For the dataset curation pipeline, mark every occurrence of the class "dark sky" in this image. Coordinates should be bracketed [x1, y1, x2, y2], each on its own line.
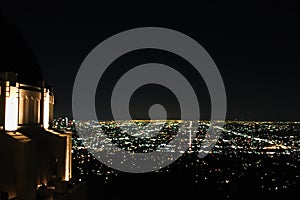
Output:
[1, 2, 300, 121]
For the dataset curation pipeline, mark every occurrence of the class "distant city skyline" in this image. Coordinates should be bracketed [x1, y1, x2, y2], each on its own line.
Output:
[1, 2, 300, 121]
[55, 118, 300, 198]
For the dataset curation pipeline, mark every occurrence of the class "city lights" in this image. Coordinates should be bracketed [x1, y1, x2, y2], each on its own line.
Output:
[52, 118, 300, 197]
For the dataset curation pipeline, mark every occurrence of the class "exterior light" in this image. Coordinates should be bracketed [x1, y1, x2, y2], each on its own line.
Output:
[5, 81, 19, 131]
[43, 88, 50, 129]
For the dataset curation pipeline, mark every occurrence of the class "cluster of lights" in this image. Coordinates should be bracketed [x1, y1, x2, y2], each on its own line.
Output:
[54, 119, 300, 194]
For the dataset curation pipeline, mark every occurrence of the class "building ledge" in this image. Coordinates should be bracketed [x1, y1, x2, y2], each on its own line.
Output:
[4, 131, 31, 143]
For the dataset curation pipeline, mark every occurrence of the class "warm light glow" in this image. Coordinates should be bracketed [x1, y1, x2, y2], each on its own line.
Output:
[47, 129, 73, 181]
[5, 82, 19, 131]
[43, 89, 50, 129]
[64, 133, 72, 181]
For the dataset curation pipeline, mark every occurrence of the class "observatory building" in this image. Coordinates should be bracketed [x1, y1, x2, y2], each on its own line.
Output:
[0, 72, 72, 199]
[0, 14, 73, 200]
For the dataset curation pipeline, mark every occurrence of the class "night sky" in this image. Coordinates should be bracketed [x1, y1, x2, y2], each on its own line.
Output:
[1, 2, 300, 121]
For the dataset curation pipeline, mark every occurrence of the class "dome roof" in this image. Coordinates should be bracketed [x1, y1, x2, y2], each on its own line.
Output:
[0, 13, 44, 85]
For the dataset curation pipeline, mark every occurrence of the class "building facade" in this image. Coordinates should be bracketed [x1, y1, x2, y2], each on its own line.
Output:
[0, 72, 72, 200]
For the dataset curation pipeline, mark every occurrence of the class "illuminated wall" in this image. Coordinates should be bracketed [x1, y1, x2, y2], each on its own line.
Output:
[0, 85, 5, 127]
[4, 81, 19, 131]
[64, 132, 72, 181]
[49, 94, 54, 126]
[19, 86, 41, 125]
[43, 88, 50, 129]
[0, 79, 53, 130]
